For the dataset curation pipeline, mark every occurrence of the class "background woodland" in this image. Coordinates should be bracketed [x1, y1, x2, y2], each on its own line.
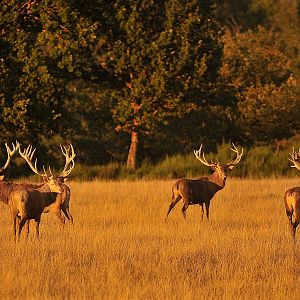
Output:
[0, 0, 299, 177]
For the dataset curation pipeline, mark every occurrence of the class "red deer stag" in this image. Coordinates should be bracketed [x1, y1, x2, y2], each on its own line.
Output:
[9, 144, 75, 241]
[284, 147, 300, 242]
[32, 144, 75, 225]
[165, 143, 243, 222]
[0, 142, 22, 205]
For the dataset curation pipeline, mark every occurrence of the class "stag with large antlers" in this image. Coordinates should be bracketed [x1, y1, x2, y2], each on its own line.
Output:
[8, 144, 75, 241]
[165, 143, 243, 222]
[0, 142, 22, 205]
[284, 147, 300, 242]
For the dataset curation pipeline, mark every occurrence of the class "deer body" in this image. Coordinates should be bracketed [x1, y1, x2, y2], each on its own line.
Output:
[284, 148, 300, 242]
[9, 181, 63, 240]
[0, 179, 72, 224]
[6, 143, 76, 241]
[285, 187, 300, 231]
[165, 144, 243, 221]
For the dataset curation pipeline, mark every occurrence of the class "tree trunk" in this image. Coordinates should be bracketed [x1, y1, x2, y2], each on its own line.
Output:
[127, 130, 138, 170]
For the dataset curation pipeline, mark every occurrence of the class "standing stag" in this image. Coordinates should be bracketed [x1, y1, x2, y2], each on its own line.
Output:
[20, 144, 75, 225]
[165, 143, 243, 222]
[0, 142, 21, 205]
[9, 144, 76, 241]
[284, 147, 300, 242]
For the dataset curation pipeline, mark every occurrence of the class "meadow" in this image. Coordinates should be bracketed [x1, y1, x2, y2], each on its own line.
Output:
[0, 178, 300, 299]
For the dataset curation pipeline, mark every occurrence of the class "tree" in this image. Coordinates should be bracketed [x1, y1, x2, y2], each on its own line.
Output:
[0, 0, 97, 152]
[221, 26, 300, 143]
[95, 0, 223, 169]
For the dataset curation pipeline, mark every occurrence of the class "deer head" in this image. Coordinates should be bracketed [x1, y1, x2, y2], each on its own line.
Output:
[0, 141, 20, 181]
[19, 143, 76, 193]
[193, 143, 243, 185]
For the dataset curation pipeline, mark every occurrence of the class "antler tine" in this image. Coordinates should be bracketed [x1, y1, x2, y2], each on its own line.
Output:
[288, 147, 300, 170]
[59, 143, 76, 178]
[193, 144, 213, 167]
[227, 143, 244, 165]
[19, 145, 48, 178]
[0, 141, 20, 172]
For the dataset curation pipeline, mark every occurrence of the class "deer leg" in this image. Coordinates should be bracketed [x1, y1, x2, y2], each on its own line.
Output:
[199, 204, 204, 221]
[18, 218, 27, 242]
[13, 216, 18, 242]
[286, 209, 293, 226]
[54, 209, 66, 226]
[35, 217, 41, 239]
[165, 195, 181, 221]
[181, 203, 189, 220]
[292, 220, 300, 243]
[62, 206, 74, 224]
[24, 220, 30, 240]
[205, 202, 210, 220]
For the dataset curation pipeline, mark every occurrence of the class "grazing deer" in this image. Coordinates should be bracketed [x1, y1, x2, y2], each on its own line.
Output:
[9, 144, 76, 241]
[165, 143, 243, 222]
[284, 147, 300, 242]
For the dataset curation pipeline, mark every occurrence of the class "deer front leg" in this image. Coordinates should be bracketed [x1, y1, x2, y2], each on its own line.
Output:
[54, 209, 66, 226]
[18, 218, 27, 242]
[62, 206, 74, 224]
[205, 202, 210, 220]
[199, 204, 204, 221]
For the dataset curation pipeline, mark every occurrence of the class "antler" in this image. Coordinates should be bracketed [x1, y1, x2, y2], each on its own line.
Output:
[288, 147, 300, 171]
[193, 144, 214, 167]
[58, 143, 76, 178]
[19, 145, 48, 178]
[0, 141, 20, 173]
[227, 143, 243, 166]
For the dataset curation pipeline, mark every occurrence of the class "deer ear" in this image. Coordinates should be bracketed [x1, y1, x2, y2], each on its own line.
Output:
[0, 175, 4, 181]
[227, 164, 235, 170]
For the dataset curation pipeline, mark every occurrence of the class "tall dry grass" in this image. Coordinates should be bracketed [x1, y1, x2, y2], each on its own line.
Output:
[0, 178, 300, 299]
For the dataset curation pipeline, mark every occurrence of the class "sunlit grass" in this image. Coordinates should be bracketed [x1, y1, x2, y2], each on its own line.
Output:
[0, 178, 300, 299]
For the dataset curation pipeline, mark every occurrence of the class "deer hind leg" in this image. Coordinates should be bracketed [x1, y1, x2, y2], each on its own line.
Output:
[181, 202, 189, 220]
[165, 195, 182, 221]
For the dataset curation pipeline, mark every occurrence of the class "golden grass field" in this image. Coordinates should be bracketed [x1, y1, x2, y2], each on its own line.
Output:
[1, 178, 300, 299]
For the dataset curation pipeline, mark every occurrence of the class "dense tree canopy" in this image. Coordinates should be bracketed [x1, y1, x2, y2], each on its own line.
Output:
[0, 0, 299, 170]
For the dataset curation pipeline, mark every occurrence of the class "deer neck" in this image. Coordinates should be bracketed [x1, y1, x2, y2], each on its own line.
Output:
[0, 181, 16, 204]
[36, 184, 58, 206]
[208, 172, 226, 189]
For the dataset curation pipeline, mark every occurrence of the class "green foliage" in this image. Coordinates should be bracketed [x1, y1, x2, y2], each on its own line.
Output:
[0, 0, 299, 170]
[221, 26, 300, 143]
[97, 0, 223, 134]
[0, 0, 97, 143]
